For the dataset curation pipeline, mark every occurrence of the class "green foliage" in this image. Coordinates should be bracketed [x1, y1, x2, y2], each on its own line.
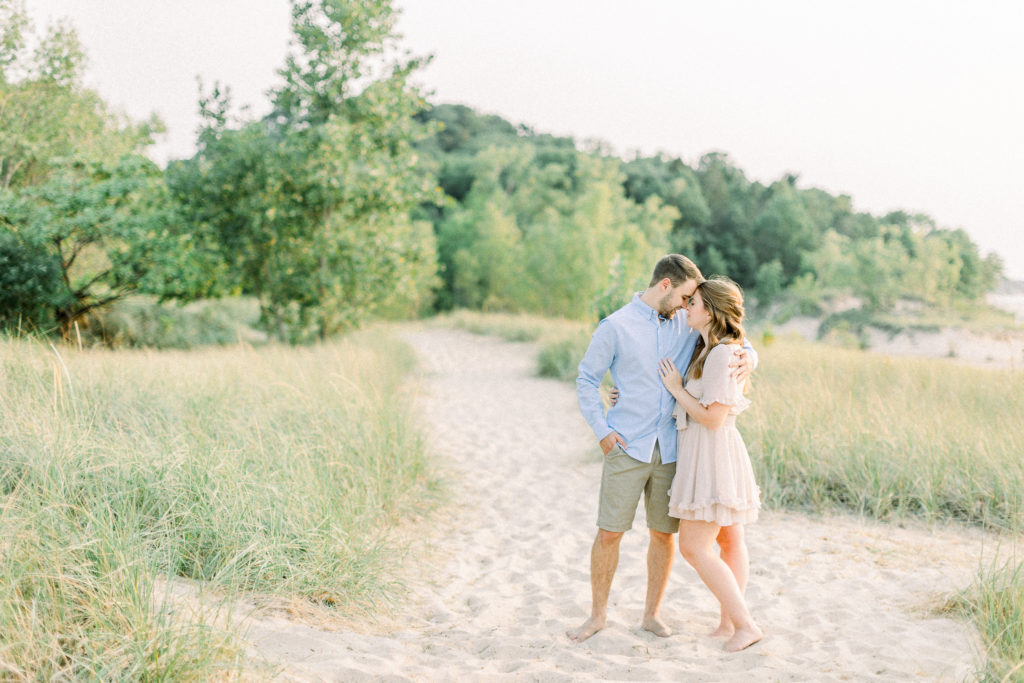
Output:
[0, 1, 170, 337]
[803, 219, 1000, 312]
[89, 296, 265, 349]
[0, 6, 158, 192]
[622, 154, 707, 254]
[418, 104, 1004, 320]
[434, 141, 675, 318]
[1, 155, 177, 334]
[0, 228, 64, 330]
[752, 178, 818, 284]
[416, 102, 520, 162]
[537, 331, 592, 381]
[693, 152, 761, 285]
[753, 259, 785, 306]
[169, 0, 438, 342]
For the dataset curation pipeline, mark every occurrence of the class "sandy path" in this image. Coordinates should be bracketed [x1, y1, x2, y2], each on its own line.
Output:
[243, 327, 988, 681]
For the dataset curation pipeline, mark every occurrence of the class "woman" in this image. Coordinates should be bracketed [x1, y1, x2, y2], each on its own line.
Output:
[658, 276, 763, 653]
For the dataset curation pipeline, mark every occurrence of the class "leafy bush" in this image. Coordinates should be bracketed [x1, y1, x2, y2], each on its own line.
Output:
[89, 297, 265, 349]
[538, 332, 591, 381]
[0, 230, 64, 332]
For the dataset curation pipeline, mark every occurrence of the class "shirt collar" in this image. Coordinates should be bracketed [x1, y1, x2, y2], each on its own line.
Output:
[630, 293, 665, 323]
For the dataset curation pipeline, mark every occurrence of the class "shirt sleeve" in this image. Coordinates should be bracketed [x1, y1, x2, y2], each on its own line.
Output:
[742, 337, 758, 370]
[576, 320, 615, 441]
[699, 345, 751, 410]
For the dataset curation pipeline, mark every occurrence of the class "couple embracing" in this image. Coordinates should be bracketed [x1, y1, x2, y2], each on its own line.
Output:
[570, 254, 763, 653]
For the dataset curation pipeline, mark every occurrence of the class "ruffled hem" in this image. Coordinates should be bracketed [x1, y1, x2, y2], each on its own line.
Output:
[668, 500, 760, 526]
[670, 495, 760, 510]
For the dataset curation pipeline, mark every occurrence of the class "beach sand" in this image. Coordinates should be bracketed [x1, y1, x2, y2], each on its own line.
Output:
[240, 327, 991, 681]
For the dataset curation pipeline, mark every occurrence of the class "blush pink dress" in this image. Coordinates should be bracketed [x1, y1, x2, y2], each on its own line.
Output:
[668, 343, 761, 526]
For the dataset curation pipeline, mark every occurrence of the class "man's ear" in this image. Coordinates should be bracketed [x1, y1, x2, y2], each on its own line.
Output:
[659, 277, 673, 291]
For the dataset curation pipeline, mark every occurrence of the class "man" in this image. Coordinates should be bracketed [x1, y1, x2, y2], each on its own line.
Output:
[568, 254, 755, 643]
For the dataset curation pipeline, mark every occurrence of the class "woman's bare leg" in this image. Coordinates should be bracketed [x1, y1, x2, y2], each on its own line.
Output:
[677, 520, 762, 652]
[710, 524, 749, 638]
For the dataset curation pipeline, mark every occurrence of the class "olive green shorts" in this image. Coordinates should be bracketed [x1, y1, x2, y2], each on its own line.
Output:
[597, 441, 679, 534]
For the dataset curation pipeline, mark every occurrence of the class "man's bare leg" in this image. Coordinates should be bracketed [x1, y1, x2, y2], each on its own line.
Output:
[567, 528, 623, 642]
[641, 528, 674, 637]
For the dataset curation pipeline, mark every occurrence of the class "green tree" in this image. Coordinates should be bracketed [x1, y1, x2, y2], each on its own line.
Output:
[753, 259, 785, 305]
[0, 229, 63, 330]
[169, 0, 438, 342]
[752, 179, 818, 284]
[695, 152, 761, 286]
[1, 155, 177, 334]
[942, 228, 1001, 299]
[437, 144, 674, 318]
[420, 103, 1005, 317]
[0, 3, 159, 191]
[0, 1, 171, 334]
[623, 154, 708, 256]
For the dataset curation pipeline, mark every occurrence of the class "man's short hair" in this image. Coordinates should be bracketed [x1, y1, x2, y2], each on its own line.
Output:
[649, 254, 703, 287]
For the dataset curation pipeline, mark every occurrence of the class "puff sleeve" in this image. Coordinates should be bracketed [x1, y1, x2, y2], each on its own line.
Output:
[698, 345, 751, 412]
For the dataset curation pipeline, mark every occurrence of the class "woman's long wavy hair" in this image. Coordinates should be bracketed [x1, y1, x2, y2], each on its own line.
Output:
[686, 277, 746, 380]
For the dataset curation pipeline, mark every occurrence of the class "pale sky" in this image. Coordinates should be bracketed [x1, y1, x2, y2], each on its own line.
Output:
[20, 0, 1024, 279]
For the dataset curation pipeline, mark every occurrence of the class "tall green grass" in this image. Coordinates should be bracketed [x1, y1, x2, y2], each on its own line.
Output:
[744, 339, 1024, 530]
[0, 329, 438, 678]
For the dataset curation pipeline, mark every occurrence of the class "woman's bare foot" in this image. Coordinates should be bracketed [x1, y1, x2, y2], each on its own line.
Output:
[724, 624, 763, 652]
[641, 614, 672, 637]
[709, 620, 734, 639]
[567, 615, 606, 643]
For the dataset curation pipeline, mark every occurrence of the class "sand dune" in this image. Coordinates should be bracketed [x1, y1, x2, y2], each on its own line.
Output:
[241, 328, 989, 681]
[771, 315, 1024, 370]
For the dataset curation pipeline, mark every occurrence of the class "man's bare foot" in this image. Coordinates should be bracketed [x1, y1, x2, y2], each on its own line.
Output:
[567, 615, 606, 643]
[710, 621, 734, 639]
[724, 624, 763, 652]
[641, 614, 671, 637]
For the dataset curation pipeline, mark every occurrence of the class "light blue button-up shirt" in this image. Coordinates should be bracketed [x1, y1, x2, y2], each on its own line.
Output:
[576, 294, 755, 465]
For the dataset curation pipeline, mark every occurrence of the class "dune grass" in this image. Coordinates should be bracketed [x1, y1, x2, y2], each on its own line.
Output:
[0, 328, 438, 678]
[945, 553, 1024, 682]
[745, 338, 1024, 530]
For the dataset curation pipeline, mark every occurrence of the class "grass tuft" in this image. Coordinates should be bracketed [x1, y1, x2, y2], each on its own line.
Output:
[944, 553, 1024, 682]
